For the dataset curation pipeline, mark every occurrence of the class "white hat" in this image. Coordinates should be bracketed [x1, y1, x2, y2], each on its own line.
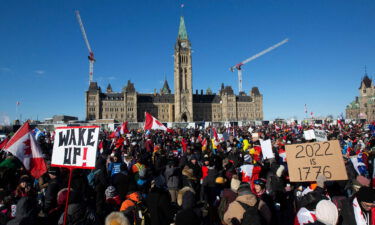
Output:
[316, 200, 338, 225]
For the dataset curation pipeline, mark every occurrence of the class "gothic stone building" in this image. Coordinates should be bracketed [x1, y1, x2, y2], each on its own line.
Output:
[86, 16, 263, 123]
[346, 75, 375, 121]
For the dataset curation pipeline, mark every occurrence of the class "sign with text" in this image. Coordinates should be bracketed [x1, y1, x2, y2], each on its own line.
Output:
[303, 130, 315, 140]
[285, 140, 347, 182]
[314, 130, 327, 142]
[260, 139, 275, 159]
[52, 126, 99, 169]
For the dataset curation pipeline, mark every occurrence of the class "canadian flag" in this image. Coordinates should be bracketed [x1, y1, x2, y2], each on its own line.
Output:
[143, 112, 168, 131]
[120, 121, 129, 135]
[4, 122, 47, 178]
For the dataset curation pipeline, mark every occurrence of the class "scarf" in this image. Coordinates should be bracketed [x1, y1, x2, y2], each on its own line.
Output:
[353, 197, 368, 225]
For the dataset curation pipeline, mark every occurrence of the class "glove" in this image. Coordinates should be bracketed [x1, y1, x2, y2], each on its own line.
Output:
[276, 165, 285, 177]
[316, 174, 327, 188]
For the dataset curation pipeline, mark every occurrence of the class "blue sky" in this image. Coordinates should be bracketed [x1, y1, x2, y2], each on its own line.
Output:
[0, 0, 374, 123]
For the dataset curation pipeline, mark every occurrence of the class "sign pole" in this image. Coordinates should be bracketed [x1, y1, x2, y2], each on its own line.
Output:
[63, 168, 73, 225]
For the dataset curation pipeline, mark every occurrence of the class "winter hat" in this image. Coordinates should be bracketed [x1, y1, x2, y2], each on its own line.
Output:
[237, 182, 252, 196]
[19, 175, 31, 184]
[230, 177, 241, 192]
[215, 177, 226, 184]
[254, 179, 266, 189]
[357, 186, 375, 203]
[57, 188, 70, 206]
[105, 186, 117, 199]
[316, 200, 338, 225]
[244, 154, 252, 163]
[105, 211, 130, 225]
[48, 167, 60, 176]
[356, 175, 370, 187]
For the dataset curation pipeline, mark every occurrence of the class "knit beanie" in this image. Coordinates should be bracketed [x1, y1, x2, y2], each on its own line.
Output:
[105, 186, 117, 199]
[315, 200, 338, 225]
[357, 186, 375, 203]
[237, 182, 252, 196]
[230, 177, 241, 192]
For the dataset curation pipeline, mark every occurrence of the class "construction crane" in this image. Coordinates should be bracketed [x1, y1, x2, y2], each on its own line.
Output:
[75, 10, 95, 84]
[230, 38, 289, 93]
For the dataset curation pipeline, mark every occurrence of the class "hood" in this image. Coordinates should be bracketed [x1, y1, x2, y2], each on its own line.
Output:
[177, 186, 195, 206]
[236, 194, 257, 207]
[181, 191, 195, 209]
[126, 192, 141, 202]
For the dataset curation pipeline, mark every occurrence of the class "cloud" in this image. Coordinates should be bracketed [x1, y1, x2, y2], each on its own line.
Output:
[0, 113, 10, 126]
[34, 70, 45, 75]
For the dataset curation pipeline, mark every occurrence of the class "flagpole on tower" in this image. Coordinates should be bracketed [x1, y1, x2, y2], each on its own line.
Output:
[180, 2, 184, 15]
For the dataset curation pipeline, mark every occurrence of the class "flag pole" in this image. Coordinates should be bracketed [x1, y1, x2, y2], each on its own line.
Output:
[63, 168, 73, 225]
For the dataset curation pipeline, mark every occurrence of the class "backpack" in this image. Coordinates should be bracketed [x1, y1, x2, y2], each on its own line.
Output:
[236, 200, 264, 225]
[123, 199, 150, 225]
[87, 169, 101, 188]
[218, 197, 229, 221]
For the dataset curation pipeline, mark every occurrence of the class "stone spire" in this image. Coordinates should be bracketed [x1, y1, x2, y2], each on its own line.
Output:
[106, 84, 112, 93]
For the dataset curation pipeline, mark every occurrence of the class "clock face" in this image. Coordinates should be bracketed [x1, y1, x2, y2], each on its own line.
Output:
[181, 42, 187, 48]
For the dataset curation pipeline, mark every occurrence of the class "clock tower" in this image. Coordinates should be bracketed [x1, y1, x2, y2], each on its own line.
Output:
[174, 16, 193, 122]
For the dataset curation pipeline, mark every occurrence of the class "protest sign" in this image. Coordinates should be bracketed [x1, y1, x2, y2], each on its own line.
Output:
[251, 132, 259, 141]
[314, 130, 327, 142]
[52, 126, 100, 169]
[285, 140, 347, 182]
[303, 130, 315, 140]
[260, 139, 275, 159]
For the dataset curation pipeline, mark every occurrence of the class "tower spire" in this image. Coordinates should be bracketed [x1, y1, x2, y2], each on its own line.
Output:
[365, 65, 368, 76]
[178, 16, 188, 40]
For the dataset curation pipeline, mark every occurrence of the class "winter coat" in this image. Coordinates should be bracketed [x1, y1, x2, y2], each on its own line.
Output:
[44, 178, 61, 213]
[223, 194, 272, 225]
[202, 167, 218, 188]
[146, 187, 173, 225]
[164, 165, 180, 190]
[175, 187, 202, 225]
[7, 197, 37, 225]
[58, 203, 98, 225]
[112, 171, 130, 200]
[339, 196, 375, 225]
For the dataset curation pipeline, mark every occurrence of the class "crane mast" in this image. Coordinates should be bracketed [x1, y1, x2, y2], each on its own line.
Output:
[230, 38, 288, 93]
[75, 10, 95, 84]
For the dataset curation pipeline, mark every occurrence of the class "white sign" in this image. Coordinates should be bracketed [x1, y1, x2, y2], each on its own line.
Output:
[52, 126, 100, 169]
[304, 130, 316, 140]
[314, 130, 327, 142]
[260, 139, 275, 159]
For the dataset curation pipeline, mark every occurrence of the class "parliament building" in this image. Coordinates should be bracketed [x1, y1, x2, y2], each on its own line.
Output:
[85, 16, 263, 123]
[346, 74, 375, 121]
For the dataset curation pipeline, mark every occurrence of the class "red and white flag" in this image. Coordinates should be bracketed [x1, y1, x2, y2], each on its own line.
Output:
[144, 112, 168, 131]
[4, 122, 47, 178]
[120, 121, 129, 135]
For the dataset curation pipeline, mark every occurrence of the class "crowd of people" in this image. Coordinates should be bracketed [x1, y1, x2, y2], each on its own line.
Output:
[0, 121, 375, 225]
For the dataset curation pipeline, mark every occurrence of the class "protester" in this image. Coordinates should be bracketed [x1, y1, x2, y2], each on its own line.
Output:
[1, 121, 375, 225]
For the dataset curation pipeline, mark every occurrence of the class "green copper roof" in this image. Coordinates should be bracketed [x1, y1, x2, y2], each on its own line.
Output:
[178, 16, 188, 40]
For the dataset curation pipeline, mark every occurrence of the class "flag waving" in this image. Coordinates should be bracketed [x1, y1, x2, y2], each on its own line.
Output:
[120, 121, 129, 135]
[144, 112, 168, 131]
[4, 122, 47, 178]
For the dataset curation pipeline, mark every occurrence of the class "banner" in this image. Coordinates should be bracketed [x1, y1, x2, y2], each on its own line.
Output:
[314, 130, 327, 142]
[51, 126, 100, 169]
[285, 140, 347, 182]
[260, 139, 275, 159]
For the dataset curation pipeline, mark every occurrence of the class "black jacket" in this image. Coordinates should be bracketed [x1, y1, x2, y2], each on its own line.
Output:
[146, 187, 173, 225]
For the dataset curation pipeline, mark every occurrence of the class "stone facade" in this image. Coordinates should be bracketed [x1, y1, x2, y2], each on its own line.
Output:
[85, 16, 263, 122]
[346, 75, 375, 121]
